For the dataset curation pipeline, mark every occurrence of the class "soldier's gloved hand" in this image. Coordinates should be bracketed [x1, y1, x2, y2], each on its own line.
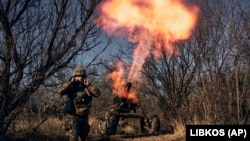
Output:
[87, 85, 101, 97]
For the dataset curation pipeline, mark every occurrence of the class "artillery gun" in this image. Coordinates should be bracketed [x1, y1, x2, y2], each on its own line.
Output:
[96, 82, 160, 137]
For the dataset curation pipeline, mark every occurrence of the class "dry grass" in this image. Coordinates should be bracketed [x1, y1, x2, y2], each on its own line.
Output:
[124, 119, 185, 141]
[7, 116, 186, 141]
[8, 117, 67, 141]
[122, 134, 185, 141]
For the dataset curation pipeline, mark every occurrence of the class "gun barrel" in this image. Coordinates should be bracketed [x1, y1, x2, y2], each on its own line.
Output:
[124, 82, 132, 92]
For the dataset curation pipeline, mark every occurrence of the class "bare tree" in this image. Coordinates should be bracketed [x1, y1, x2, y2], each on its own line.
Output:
[139, 40, 198, 124]
[0, 0, 107, 134]
[187, 0, 250, 124]
[136, 0, 250, 126]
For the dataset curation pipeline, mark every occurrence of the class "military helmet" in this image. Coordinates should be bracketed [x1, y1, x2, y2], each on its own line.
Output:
[73, 67, 87, 77]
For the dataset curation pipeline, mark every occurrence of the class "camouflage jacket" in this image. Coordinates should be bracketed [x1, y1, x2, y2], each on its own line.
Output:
[57, 81, 101, 115]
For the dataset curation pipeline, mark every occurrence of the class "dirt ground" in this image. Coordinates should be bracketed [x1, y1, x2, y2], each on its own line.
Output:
[2, 133, 185, 141]
[88, 133, 185, 141]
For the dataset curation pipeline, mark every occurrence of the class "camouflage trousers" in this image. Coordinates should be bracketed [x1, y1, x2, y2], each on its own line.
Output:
[64, 114, 90, 141]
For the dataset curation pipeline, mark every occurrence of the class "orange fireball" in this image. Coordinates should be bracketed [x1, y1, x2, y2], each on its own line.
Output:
[96, 0, 199, 99]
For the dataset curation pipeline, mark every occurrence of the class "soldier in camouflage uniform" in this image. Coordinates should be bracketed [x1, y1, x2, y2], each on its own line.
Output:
[57, 67, 101, 141]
